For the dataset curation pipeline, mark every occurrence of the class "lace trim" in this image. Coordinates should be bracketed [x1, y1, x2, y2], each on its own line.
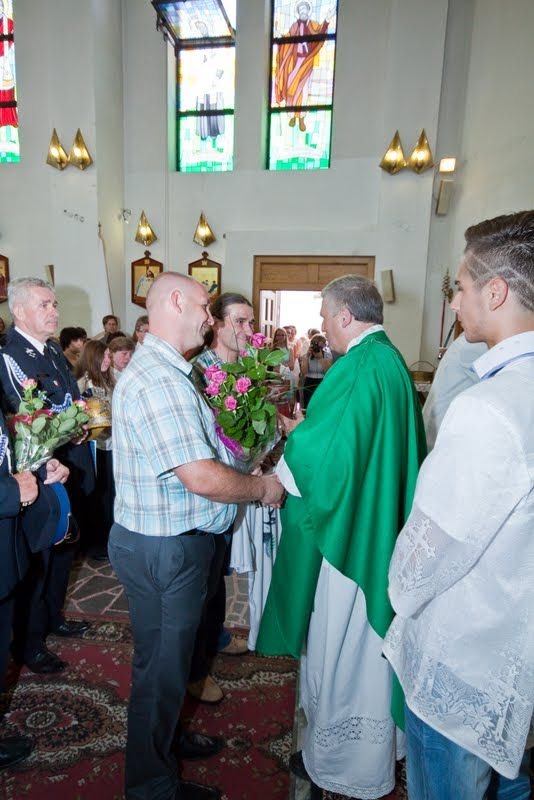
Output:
[314, 714, 395, 748]
[390, 505, 482, 615]
[386, 621, 534, 774]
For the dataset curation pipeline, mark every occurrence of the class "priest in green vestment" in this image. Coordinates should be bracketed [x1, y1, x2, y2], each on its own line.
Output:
[256, 275, 426, 799]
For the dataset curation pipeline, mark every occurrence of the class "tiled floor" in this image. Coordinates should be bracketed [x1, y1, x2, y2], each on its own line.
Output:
[65, 555, 250, 628]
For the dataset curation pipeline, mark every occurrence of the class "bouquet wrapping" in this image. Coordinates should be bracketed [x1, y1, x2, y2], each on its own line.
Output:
[204, 333, 287, 472]
[9, 379, 90, 472]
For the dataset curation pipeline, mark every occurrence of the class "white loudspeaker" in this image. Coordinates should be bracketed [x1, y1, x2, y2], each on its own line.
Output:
[435, 179, 454, 215]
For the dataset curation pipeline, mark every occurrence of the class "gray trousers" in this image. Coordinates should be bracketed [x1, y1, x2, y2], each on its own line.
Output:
[109, 523, 215, 800]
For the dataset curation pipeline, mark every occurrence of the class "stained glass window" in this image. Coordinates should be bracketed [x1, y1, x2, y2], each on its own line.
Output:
[268, 0, 338, 171]
[152, 1, 236, 172]
[0, 0, 19, 164]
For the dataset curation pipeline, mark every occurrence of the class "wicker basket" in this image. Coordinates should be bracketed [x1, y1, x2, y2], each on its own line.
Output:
[409, 361, 435, 383]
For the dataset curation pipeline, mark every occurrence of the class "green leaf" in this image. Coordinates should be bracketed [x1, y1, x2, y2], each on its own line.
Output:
[243, 427, 256, 448]
[31, 415, 48, 434]
[262, 349, 287, 367]
[264, 402, 276, 417]
[217, 410, 236, 429]
[252, 419, 267, 435]
[248, 366, 267, 381]
[224, 363, 246, 375]
[58, 418, 77, 434]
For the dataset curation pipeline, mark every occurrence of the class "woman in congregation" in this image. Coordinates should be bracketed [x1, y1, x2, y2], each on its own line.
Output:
[76, 340, 115, 560]
[270, 327, 296, 417]
[108, 335, 135, 380]
[299, 332, 332, 410]
[132, 314, 149, 347]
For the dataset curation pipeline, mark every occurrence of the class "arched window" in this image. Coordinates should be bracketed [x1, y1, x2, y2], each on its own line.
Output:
[153, 1, 236, 172]
[267, 0, 338, 171]
[0, 0, 19, 164]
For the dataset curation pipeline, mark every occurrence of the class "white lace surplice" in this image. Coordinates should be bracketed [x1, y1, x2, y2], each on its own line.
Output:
[384, 365, 534, 779]
[301, 559, 401, 799]
[230, 504, 281, 650]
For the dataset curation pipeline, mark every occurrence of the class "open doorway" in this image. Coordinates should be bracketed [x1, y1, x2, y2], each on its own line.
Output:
[253, 254, 375, 340]
[259, 289, 323, 341]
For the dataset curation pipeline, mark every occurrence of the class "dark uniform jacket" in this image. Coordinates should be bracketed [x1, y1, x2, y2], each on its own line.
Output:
[0, 408, 60, 595]
[0, 328, 95, 548]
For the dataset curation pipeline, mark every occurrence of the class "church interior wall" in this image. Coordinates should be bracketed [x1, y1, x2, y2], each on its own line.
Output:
[1, 0, 533, 364]
[421, 0, 534, 360]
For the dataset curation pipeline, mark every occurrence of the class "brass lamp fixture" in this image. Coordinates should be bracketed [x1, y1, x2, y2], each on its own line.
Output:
[379, 131, 407, 175]
[193, 212, 216, 247]
[408, 129, 434, 174]
[135, 211, 158, 247]
[46, 129, 69, 170]
[68, 129, 93, 170]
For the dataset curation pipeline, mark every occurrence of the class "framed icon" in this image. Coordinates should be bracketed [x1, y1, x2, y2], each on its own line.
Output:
[0, 254, 9, 303]
[188, 251, 221, 301]
[131, 250, 163, 308]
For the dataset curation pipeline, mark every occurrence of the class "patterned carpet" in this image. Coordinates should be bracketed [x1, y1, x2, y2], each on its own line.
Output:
[0, 619, 297, 800]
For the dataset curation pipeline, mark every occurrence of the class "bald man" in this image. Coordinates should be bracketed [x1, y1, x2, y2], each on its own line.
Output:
[108, 273, 284, 800]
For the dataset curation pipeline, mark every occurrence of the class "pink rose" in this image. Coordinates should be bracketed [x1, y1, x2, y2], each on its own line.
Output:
[21, 379, 37, 390]
[251, 333, 267, 348]
[205, 382, 221, 397]
[224, 396, 237, 411]
[239, 349, 248, 357]
[211, 369, 227, 385]
[204, 365, 220, 380]
[235, 377, 252, 394]
[74, 399, 87, 410]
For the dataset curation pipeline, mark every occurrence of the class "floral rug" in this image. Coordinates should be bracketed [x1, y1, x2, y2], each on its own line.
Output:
[0, 619, 297, 800]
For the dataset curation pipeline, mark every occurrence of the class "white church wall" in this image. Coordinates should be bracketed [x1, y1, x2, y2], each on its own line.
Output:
[0, 0, 123, 334]
[421, 0, 534, 362]
[123, 0, 448, 364]
[3, 0, 533, 361]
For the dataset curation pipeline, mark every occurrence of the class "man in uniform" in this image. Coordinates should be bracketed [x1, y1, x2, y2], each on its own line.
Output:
[0, 278, 93, 674]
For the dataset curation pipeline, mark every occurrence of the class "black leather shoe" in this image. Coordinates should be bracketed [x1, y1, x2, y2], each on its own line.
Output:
[50, 619, 90, 637]
[179, 780, 222, 800]
[25, 647, 67, 674]
[289, 750, 310, 781]
[177, 731, 225, 760]
[0, 736, 34, 771]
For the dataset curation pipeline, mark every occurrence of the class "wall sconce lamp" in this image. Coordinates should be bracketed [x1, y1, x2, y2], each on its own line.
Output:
[68, 129, 93, 170]
[46, 129, 69, 170]
[379, 131, 407, 175]
[435, 157, 457, 215]
[193, 212, 216, 247]
[135, 211, 158, 247]
[408, 129, 434, 174]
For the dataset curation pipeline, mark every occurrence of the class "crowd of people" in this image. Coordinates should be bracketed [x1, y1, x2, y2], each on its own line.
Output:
[0, 209, 532, 800]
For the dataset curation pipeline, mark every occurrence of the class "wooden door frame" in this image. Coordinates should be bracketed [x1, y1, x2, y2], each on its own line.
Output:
[252, 255, 375, 324]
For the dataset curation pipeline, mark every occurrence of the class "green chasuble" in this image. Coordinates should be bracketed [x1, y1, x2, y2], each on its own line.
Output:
[256, 330, 427, 726]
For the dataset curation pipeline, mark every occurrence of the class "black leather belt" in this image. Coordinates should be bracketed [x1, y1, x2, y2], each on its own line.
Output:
[180, 528, 209, 537]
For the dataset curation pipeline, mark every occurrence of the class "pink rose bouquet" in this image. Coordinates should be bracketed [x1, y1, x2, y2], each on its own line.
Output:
[204, 335, 287, 469]
[8, 379, 89, 472]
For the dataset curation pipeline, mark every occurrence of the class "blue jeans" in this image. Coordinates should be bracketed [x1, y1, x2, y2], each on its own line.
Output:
[109, 524, 215, 800]
[405, 705, 531, 800]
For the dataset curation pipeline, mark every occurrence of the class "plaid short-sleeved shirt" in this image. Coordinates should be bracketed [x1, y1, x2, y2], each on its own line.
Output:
[112, 333, 236, 536]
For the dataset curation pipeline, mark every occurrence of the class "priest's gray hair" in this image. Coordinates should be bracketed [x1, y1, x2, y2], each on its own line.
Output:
[8, 277, 55, 314]
[322, 275, 383, 325]
[464, 210, 534, 311]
